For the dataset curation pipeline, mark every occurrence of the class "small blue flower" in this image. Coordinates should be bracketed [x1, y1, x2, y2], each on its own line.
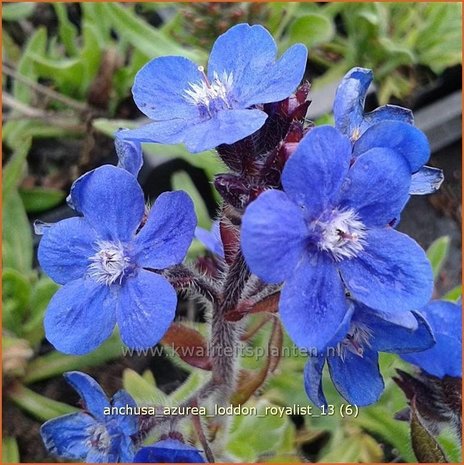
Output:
[119, 23, 307, 153]
[304, 304, 435, 407]
[241, 126, 433, 351]
[133, 439, 205, 463]
[41, 372, 138, 462]
[38, 165, 196, 354]
[333, 67, 443, 195]
[402, 299, 462, 378]
[195, 221, 224, 258]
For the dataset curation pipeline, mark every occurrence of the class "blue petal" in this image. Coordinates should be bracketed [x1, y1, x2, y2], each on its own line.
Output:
[117, 270, 177, 349]
[241, 189, 308, 283]
[116, 434, 136, 463]
[38, 217, 98, 285]
[362, 104, 413, 131]
[353, 307, 435, 353]
[410, 166, 444, 195]
[402, 300, 462, 377]
[111, 390, 138, 436]
[339, 147, 411, 227]
[44, 278, 116, 355]
[69, 166, 145, 242]
[115, 132, 143, 177]
[282, 126, 351, 216]
[64, 372, 110, 420]
[118, 109, 267, 153]
[41, 412, 96, 460]
[132, 56, 204, 121]
[208, 24, 306, 107]
[195, 221, 224, 258]
[279, 253, 348, 351]
[86, 449, 110, 463]
[353, 121, 430, 172]
[303, 356, 327, 408]
[134, 439, 205, 463]
[333, 67, 373, 139]
[327, 347, 384, 406]
[339, 228, 433, 313]
[237, 44, 308, 107]
[134, 191, 196, 269]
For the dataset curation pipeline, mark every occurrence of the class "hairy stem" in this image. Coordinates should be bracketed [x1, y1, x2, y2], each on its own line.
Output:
[210, 251, 250, 397]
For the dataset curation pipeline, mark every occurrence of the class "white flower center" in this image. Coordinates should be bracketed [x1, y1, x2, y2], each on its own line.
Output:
[184, 66, 233, 114]
[338, 323, 373, 361]
[87, 424, 111, 452]
[88, 241, 131, 286]
[316, 208, 366, 261]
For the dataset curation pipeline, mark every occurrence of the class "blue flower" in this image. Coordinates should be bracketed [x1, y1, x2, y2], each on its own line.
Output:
[304, 304, 435, 407]
[118, 23, 307, 153]
[241, 126, 433, 351]
[38, 165, 196, 354]
[333, 67, 443, 195]
[41, 371, 138, 462]
[133, 439, 205, 463]
[401, 299, 462, 378]
[195, 221, 224, 258]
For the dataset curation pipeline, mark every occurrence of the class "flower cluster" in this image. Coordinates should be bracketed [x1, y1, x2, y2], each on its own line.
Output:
[36, 22, 459, 464]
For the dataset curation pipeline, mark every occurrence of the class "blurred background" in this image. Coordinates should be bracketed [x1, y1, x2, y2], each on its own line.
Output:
[2, 2, 462, 462]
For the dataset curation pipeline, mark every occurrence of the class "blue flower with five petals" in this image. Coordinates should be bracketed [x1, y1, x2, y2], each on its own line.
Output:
[333, 67, 443, 195]
[41, 372, 138, 462]
[401, 298, 462, 378]
[241, 126, 433, 351]
[133, 439, 205, 463]
[38, 165, 196, 354]
[119, 23, 307, 153]
[305, 304, 435, 407]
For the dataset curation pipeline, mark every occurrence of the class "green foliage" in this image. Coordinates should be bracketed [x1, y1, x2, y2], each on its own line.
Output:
[267, 2, 462, 103]
[226, 399, 296, 462]
[427, 235, 450, 279]
[2, 437, 20, 463]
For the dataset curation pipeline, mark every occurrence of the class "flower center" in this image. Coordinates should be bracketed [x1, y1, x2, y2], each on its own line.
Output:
[88, 241, 131, 286]
[87, 424, 111, 452]
[338, 323, 372, 361]
[184, 66, 234, 116]
[315, 208, 366, 261]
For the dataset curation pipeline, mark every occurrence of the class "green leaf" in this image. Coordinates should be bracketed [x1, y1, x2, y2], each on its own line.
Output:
[443, 285, 462, 302]
[2, 137, 31, 201]
[2, 2, 36, 21]
[122, 368, 170, 405]
[427, 236, 450, 279]
[171, 172, 211, 229]
[23, 333, 122, 384]
[53, 3, 79, 56]
[8, 384, 78, 421]
[169, 371, 208, 404]
[2, 189, 33, 275]
[410, 403, 448, 462]
[23, 277, 60, 346]
[357, 405, 416, 462]
[102, 3, 206, 63]
[20, 187, 66, 213]
[2, 268, 32, 334]
[13, 27, 47, 103]
[226, 399, 296, 462]
[2, 436, 20, 463]
[288, 14, 335, 48]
